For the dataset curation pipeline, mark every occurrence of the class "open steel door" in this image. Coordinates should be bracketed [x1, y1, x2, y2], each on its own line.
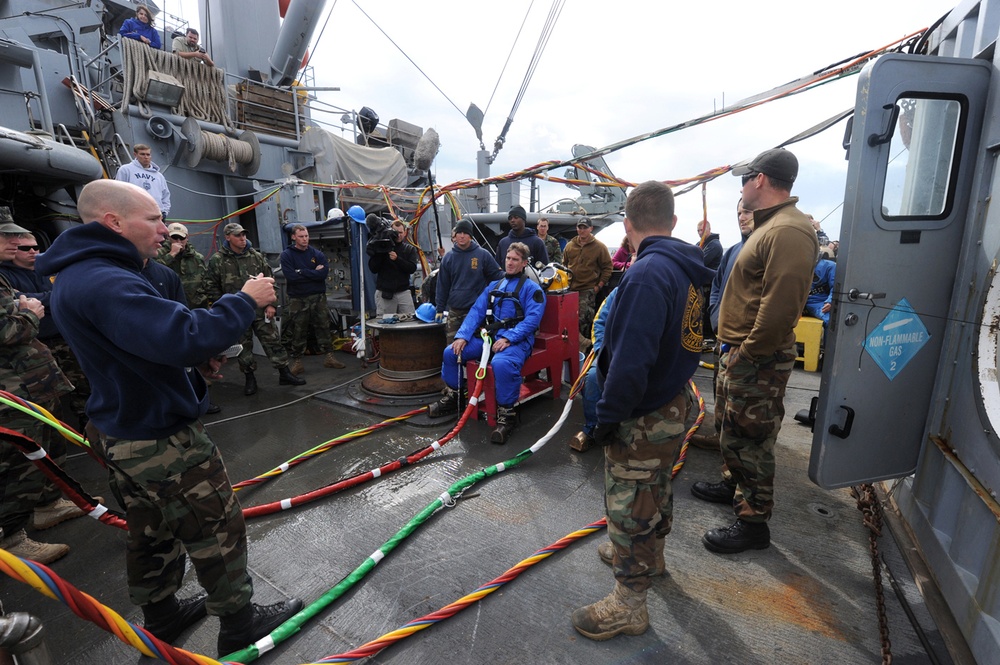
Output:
[808, 53, 991, 489]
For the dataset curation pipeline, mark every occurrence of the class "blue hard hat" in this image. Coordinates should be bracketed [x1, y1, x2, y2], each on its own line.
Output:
[415, 302, 437, 323]
[347, 205, 366, 223]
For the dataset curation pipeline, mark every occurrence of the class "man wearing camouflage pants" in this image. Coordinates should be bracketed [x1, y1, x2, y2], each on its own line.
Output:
[0, 213, 81, 565]
[200, 222, 305, 395]
[571, 181, 713, 640]
[38, 181, 302, 655]
[691, 148, 818, 553]
[280, 224, 344, 374]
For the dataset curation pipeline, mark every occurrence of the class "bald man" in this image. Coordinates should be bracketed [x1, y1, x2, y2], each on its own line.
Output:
[37, 180, 302, 657]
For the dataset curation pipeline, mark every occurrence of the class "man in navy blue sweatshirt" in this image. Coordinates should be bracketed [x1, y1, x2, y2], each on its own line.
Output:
[280, 224, 344, 373]
[571, 180, 714, 641]
[38, 180, 303, 656]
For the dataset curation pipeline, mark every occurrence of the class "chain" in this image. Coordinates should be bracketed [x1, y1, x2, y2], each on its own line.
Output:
[851, 483, 893, 664]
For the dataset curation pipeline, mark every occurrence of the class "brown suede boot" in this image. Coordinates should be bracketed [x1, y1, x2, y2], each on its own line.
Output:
[571, 582, 649, 640]
[323, 352, 345, 369]
[0, 529, 69, 564]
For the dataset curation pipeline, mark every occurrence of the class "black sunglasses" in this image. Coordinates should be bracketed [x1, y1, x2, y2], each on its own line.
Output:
[741, 172, 758, 186]
[169, 235, 185, 241]
[16, 246, 38, 252]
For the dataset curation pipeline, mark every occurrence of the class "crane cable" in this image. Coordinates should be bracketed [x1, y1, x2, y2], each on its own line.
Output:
[489, 0, 566, 163]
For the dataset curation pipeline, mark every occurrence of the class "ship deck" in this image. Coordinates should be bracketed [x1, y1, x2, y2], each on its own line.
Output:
[1, 350, 972, 664]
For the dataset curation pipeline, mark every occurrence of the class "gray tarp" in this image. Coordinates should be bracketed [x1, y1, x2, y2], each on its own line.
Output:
[298, 126, 408, 211]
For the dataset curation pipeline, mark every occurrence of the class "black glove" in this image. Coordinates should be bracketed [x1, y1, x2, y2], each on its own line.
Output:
[593, 422, 619, 446]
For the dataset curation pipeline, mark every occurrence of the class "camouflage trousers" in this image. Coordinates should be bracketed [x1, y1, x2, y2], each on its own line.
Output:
[46, 336, 91, 430]
[0, 402, 63, 533]
[281, 293, 332, 358]
[604, 387, 691, 592]
[97, 421, 252, 615]
[716, 345, 795, 523]
[445, 306, 470, 343]
[237, 316, 290, 374]
[577, 289, 597, 342]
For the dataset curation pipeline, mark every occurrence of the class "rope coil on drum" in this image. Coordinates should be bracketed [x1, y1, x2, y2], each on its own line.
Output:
[180, 117, 261, 176]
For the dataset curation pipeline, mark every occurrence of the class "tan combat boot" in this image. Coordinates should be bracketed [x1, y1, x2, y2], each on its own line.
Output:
[597, 538, 666, 576]
[324, 352, 345, 369]
[32, 497, 91, 530]
[289, 358, 305, 375]
[0, 529, 69, 564]
[571, 582, 649, 640]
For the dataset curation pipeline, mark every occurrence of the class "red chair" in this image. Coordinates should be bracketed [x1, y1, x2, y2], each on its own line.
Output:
[466, 292, 580, 426]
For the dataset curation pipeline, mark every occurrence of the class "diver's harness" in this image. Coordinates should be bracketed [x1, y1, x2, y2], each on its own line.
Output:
[484, 272, 528, 334]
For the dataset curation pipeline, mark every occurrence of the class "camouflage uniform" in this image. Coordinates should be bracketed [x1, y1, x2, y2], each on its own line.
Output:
[541, 235, 562, 264]
[716, 345, 795, 522]
[577, 289, 597, 344]
[156, 243, 208, 308]
[280, 293, 331, 357]
[96, 421, 252, 613]
[604, 388, 691, 592]
[46, 336, 90, 431]
[200, 244, 289, 373]
[0, 280, 74, 535]
[445, 306, 470, 342]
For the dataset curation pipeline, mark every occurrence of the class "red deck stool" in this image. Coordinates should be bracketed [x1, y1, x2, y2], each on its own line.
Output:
[466, 292, 580, 426]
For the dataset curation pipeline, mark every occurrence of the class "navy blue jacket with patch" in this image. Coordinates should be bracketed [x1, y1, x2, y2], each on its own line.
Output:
[596, 235, 715, 423]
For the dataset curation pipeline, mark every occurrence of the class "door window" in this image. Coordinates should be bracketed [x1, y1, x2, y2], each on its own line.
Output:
[881, 96, 962, 220]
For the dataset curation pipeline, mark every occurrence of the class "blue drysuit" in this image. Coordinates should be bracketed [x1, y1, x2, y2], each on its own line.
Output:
[441, 272, 545, 406]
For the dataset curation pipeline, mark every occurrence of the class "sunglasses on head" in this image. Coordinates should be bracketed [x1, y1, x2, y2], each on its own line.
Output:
[16, 246, 38, 252]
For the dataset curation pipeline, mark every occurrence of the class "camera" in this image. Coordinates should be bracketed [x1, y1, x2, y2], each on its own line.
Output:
[365, 213, 397, 254]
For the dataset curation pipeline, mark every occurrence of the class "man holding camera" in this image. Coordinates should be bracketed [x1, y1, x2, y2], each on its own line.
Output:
[171, 27, 214, 66]
[367, 219, 418, 317]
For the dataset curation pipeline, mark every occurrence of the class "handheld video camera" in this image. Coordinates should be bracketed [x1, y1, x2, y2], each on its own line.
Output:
[365, 214, 398, 254]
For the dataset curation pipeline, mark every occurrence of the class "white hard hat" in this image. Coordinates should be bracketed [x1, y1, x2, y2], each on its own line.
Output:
[327, 208, 345, 221]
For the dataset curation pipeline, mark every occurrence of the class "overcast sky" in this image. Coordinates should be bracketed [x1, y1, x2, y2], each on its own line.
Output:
[176, 0, 958, 248]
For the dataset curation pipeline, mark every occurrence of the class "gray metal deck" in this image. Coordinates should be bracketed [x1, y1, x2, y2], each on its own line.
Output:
[0, 353, 965, 664]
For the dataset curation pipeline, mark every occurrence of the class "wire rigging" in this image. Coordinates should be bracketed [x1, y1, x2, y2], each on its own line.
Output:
[489, 0, 565, 163]
[350, 0, 466, 120]
[484, 0, 535, 120]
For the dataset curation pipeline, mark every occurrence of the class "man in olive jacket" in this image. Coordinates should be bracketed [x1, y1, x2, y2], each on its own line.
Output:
[200, 223, 305, 395]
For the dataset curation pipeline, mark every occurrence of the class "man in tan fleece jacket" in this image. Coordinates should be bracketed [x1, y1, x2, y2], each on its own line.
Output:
[691, 148, 819, 554]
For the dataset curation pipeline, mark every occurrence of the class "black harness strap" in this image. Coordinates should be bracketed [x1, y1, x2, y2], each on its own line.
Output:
[485, 272, 527, 333]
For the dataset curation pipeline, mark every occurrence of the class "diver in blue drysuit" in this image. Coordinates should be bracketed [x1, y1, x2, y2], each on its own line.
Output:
[428, 242, 545, 444]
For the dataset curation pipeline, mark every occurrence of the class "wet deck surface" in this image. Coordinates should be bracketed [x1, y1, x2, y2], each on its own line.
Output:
[2, 350, 960, 664]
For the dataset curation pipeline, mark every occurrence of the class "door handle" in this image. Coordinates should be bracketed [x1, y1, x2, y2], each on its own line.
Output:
[868, 103, 900, 146]
[829, 405, 855, 439]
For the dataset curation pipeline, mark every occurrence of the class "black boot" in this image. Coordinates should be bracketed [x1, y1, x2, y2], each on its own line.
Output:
[690, 480, 736, 504]
[427, 388, 459, 418]
[702, 519, 770, 554]
[490, 405, 518, 444]
[243, 371, 258, 396]
[217, 598, 304, 657]
[142, 593, 208, 644]
[278, 366, 306, 386]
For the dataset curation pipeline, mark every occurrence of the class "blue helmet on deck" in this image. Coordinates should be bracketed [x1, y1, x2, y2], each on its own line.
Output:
[347, 205, 366, 223]
[415, 303, 437, 323]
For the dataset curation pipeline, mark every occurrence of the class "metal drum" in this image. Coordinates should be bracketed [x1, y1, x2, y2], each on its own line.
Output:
[361, 318, 446, 397]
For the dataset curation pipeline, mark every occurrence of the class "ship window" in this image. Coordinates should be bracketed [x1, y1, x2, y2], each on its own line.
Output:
[881, 97, 961, 220]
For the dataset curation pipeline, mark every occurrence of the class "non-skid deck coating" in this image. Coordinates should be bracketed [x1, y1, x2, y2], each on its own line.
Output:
[1, 353, 961, 664]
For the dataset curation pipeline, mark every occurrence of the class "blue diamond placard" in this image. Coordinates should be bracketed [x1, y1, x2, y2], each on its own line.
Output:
[864, 298, 929, 381]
